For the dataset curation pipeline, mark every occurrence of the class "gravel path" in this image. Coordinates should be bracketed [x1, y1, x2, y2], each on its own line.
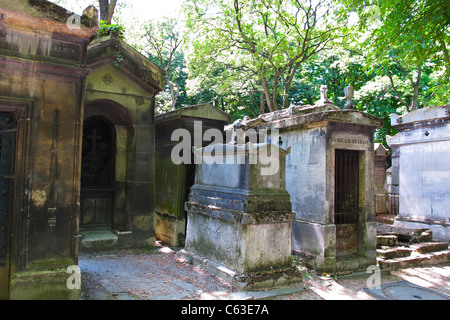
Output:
[79, 244, 450, 300]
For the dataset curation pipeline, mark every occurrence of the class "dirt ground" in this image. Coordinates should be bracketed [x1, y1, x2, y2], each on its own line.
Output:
[79, 243, 450, 301]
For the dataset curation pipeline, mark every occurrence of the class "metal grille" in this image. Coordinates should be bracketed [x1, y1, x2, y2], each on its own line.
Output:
[374, 194, 399, 224]
[335, 149, 360, 225]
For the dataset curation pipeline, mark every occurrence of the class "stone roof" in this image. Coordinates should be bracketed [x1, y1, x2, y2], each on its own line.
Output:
[0, 0, 98, 39]
[390, 105, 450, 128]
[87, 34, 164, 92]
[155, 103, 233, 123]
[225, 103, 382, 133]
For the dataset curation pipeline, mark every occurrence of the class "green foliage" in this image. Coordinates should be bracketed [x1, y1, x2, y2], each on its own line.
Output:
[183, 0, 349, 112]
[340, 0, 450, 111]
[118, 0, 449, 144]
[97, 20, 125, 39]
[144, 18, 184, 113]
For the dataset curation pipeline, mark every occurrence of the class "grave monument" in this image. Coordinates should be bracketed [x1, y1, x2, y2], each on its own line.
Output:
[180, 135, 301, 289]
[229, 86, 382, 272]
[388, 105, 450, 242]
[0, 0, 97, 299]
[80, 32, 163, 251]
[154, 104, 232, 246]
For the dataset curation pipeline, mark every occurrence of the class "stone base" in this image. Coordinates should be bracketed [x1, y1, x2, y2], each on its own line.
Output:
[183, 203, 300, 290]
[292, 220, 377, 273]
[10, 269, 80, 300]
[79, 229, 132, 252]
[177, 249, 302, 291]
[393, 219, 450, 244]
[155, 213, 186, 247]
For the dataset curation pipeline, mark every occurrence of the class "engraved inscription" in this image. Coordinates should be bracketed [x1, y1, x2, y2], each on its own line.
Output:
[330, 137, 369, 145]
[0, 28, 81, 62]
[50, 42, 80, 60]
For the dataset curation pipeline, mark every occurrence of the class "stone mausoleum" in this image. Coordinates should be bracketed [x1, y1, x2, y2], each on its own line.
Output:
[388, 105, 450, 242]
[0, 0, 164, 299]
[80, 32, 163, 251]
[154, 104, 232, 246]
[229, 86, 382, 272]
[0, 1, 97, 299]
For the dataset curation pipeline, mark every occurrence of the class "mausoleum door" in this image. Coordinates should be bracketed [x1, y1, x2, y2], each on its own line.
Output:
[0, 113, 16, 298]
[80, 117, 115, 229]
[334, 149, 360, 257]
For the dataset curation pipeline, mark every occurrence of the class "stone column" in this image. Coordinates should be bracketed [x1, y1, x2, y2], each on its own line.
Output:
[129, 98, 156, 247]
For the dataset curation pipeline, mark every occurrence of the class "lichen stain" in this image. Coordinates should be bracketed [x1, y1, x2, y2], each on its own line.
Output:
[32, 189, 47, 207]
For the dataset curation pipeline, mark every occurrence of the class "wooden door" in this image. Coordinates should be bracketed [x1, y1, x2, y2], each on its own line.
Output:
[80, 117, 115, 229]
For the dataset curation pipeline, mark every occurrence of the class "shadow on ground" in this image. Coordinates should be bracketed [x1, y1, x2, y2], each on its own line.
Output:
[79, 242, 450, 300]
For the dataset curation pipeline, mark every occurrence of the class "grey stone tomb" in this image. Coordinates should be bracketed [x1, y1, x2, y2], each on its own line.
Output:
[388, 105, 450, 242]
[154, 104, 232, 247]
[232, 85, 382, 272]
[179, 139, 301, 290]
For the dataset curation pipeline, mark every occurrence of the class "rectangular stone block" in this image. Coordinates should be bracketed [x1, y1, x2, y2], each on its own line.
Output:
[291, 221, 336, 258]
[423, 171, 450, 198]
[377, 235, 398, 247]
[399, 172, 423, 197]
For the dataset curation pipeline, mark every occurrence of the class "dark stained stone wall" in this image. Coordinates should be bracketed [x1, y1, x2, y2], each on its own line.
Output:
[0, 1, 97, 299]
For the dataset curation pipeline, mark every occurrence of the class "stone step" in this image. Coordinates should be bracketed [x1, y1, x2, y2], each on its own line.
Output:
[376, 224, 433, 244]
[378, 250, 450, 270]
[377, 235, 398, 247]
[377, 247, 413, 259]
[80, 230, 119, 251]
[411, 242, 449, 254]
[79, 229, 133, 252]
[376, 239, 449, 270]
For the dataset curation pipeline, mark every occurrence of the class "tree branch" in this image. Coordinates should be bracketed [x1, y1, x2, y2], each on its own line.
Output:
[386, 70, 409, 111]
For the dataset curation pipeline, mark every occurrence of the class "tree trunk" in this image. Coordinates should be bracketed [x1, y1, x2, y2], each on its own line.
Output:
[259, 91, 265, 114]
[260, 74, 274, 112]
[99, 0, 117, 24]
[168, 79, 178, 109]
[410, 66, 422, 111]
[411, 84, 420, 111]
[282, 61, 302, 109]
[272, 75, 279, 111]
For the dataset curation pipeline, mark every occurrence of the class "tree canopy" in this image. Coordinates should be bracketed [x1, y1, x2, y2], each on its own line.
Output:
[49, 0, 450, 145]
[182, 0, 352, 112]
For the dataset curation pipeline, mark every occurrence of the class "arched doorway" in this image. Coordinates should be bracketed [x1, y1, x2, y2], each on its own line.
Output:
[80, 116, 116, 229]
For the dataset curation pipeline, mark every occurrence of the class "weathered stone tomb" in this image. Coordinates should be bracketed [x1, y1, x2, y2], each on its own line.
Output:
[230, 86, 382, 272]
[154, 104, 232, 246]
[0, 0, 97, 299]
[374, 143, 389, 196]
[180, 141, 301, 290]
[80, 33, 163, 250]
[388, 105, 450, 242]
